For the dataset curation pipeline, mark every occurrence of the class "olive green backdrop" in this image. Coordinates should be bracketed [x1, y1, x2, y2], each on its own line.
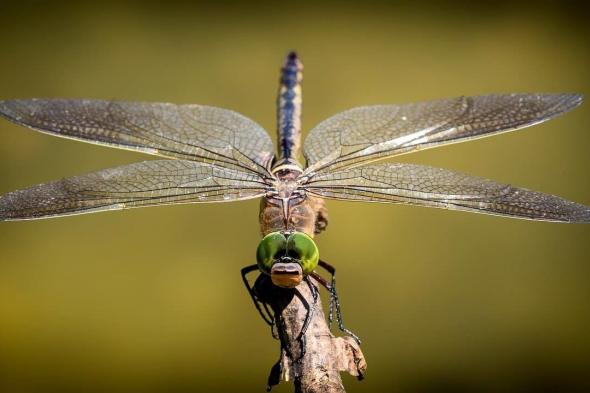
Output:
[0, 1, 589, 392]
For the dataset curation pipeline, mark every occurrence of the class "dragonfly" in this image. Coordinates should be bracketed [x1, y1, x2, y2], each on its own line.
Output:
[0, 52, 589, 347]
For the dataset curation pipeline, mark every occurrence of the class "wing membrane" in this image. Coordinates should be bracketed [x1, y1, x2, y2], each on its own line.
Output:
[303, 94, 583, 174]
[303, 163, 590, 223]
[0, 160, 268, 221]
[0, 99, 274, 174]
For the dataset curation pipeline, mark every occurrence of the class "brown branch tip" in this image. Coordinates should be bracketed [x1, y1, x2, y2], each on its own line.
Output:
[260, 279, 367, 393]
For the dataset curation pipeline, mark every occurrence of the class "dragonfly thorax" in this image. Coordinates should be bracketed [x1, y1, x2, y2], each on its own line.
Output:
[274, 178, 300, 199]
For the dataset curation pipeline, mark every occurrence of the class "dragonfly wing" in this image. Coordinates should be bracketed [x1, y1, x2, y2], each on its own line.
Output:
[0, 99, 274, 174]
[303, 163, 590, 223]
[303, 94, 583, 174]
[0, 160, 268, 221]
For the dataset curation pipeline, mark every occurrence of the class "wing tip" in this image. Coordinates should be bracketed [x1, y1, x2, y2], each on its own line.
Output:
[557, 201, 590, 223]
[570, 207, 590, 224]
[0, 99, 30, 124]
[561, 92, 584, 109]
[0, 194, 19, 221]
[0, 208, 16, 222]
[516, 92, 583, 113]
[0, 99, 14, 117]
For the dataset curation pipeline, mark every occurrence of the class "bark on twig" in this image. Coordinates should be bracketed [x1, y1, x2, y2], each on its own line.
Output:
[258, 278, 366, 392]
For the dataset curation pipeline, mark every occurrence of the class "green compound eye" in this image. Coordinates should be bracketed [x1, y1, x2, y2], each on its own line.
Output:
[256, 232, 287, 274]
[287, 232, 319, 275]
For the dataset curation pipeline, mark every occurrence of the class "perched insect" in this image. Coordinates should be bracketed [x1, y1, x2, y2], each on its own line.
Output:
[0, 52, 588, 347]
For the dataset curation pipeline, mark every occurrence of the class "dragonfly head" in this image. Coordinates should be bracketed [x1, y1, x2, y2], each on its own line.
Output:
[256, 231, 319, 288]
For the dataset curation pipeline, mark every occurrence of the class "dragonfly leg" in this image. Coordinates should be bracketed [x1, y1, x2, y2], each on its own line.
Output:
[306, 275, 319, 304]
[309, 272, 334, 328]
[316, 260, 339, 330]
[241, 264, 276, 331]
[266, 349, 284, 392]
[317, 260, 362, 344]
[242, 267, 320, 369]
[293, 280, 317, 363]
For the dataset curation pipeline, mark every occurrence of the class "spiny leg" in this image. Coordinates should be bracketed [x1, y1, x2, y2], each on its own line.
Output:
[305, 275, 319, 304]
[317, 260, 362, 344]
[318, 260, 337, 329]
[331, 283, 361, 344]
[266, 347, 284, 392]
[267, 283, 317, 389]
[318, 261, 336, 328]
[266, 313, 291, 392]
[241, 265, 282, 391]
[293, 282, 316, 363]
[241, 265, 275, 329]
[309, 272, 334, 328]
[310, 271, 360, 343]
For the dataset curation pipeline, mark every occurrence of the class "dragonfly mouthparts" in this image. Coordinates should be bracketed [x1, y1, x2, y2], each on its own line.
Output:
[270, 261, 303, 288]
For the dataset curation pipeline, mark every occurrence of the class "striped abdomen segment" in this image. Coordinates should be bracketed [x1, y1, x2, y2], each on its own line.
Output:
[277, 51, 303, 161]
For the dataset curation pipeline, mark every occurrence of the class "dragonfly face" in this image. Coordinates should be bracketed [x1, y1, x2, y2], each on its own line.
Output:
[256, 231, 319, 288]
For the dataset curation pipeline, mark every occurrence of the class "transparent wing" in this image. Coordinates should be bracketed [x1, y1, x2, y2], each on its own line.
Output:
[302, 163, 590, 223]
[303, 94, 583, 174]
[0, 99, 274, 174]
[0, 160, 268, 221]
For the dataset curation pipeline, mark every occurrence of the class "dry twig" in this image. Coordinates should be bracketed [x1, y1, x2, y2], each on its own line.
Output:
[257, 278, 366, 393]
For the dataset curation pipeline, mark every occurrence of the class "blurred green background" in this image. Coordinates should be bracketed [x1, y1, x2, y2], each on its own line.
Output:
[0, 1, 589, 392]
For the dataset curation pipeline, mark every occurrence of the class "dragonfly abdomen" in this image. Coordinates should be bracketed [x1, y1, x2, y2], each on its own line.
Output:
[276, 51, 303, 163]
